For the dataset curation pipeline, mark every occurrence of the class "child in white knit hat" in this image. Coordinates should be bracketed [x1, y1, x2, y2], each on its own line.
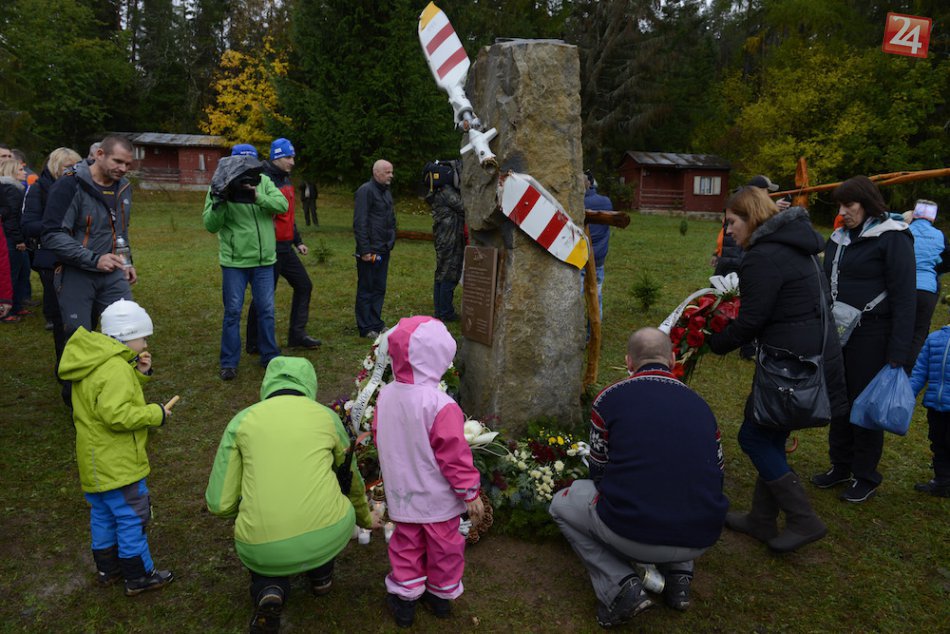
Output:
[58, 299, 177, 596]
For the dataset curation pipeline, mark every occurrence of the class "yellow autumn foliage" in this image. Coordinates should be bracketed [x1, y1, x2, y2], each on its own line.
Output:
[201, 37, 292, 150]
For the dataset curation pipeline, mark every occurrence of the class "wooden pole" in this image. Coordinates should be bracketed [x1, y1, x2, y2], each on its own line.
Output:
[771, 167, 950, 199]
[583, 226, 601, 388]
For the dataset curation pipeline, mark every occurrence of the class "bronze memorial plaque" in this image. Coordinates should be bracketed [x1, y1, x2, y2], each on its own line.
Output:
[461, 246, 498, 346]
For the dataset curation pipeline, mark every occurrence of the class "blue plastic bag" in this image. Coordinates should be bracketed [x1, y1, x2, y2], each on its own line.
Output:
[850, 365, 913, 436]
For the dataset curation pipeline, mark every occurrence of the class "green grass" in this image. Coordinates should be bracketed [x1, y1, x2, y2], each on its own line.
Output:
[0, 189, 947, 632]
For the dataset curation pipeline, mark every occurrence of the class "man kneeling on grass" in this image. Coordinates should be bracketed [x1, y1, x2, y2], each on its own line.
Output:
[549, 327, 728, 628]
[206, 356, 380, 633]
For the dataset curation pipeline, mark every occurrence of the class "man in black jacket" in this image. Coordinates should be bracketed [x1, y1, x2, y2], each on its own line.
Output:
[353, 160, 395, 338]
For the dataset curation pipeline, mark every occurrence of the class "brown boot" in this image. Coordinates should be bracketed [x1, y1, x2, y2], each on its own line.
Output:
[725, 477, 779, 542]
[765, 472, 827, 553]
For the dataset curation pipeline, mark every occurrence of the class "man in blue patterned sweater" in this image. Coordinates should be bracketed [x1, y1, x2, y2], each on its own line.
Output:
[550, 327, 728, 628]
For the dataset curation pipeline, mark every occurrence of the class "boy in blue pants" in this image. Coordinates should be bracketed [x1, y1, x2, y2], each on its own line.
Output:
[909, 321, 950, 497]
[59, 299, 176, 594]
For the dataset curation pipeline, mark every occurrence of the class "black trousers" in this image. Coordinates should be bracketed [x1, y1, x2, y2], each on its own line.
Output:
[926, 409, 950, 482]
[249, 559, 334, 602]
[38, 268, 66, 371]
[829, 319, 894, 486]
[302, 198, 317, 226]
[247, 247, 313, 348]
[355, 254, 388, 336]
[909, 289, 940, 368]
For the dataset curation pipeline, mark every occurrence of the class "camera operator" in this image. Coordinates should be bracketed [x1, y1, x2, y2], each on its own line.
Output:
[203, 144, 288, 381]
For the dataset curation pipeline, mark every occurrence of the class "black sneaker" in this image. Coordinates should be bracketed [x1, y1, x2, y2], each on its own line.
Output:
[124, 569, 174, 596]
[420, 590, 451, 618]
[596, 577, 653, 628]
[250, 586, 283, 634]
[839, 479, 877, 503]
[913, 479, 950, 497]
[386, 593, 417, 628]
[220, 367, 237, 381]
[289, 335, 322, 349]
[663, 573, 692, 611]
[810, 466, 852, 489]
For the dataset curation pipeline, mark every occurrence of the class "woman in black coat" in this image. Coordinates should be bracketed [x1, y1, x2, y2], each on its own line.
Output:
[0, 158, 28, 321]
[810, 176, 916, 503]
[22, 148, 83, 367]
[709, 186, 847, 553]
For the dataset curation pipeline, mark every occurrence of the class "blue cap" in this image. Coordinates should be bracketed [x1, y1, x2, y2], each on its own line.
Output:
[270, 138, 295, 160]
[231, 144, 258, 158]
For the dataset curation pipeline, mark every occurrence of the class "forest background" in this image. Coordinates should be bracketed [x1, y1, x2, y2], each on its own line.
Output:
[1, 0, 948, 216]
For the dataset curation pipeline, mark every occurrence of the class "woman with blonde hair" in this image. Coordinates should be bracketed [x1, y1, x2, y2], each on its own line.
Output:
[22, 147, 83, 364]
[0, 158, 29, 322]
[708, 186, 847, 553]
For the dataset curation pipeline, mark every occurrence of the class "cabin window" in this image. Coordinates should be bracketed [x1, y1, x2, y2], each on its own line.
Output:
[198, 153, 206, 171]
[693, 176, 721, 196]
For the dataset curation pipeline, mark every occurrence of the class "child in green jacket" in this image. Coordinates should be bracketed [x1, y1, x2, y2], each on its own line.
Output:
[59, 299, 175, 596]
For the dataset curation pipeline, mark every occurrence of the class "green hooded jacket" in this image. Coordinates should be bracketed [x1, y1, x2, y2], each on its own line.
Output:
[59, 327, 165, 493]
[202, 177, 288, 268]
[205, 357, 373, 576]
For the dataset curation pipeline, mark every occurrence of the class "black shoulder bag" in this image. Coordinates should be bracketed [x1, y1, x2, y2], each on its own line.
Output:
[751, 256, 832, 430]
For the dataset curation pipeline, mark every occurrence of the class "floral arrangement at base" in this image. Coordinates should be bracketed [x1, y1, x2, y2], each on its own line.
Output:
[659, 273, 741, 382]
[330, 335, 591, 540]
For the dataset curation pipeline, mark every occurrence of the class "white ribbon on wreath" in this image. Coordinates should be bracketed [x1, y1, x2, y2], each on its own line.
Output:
[658, 272, 740, 334]
[349, 330, 392, 435]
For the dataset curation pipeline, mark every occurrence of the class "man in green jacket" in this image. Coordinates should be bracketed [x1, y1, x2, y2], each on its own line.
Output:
[206, 356, 379, 633]
[203, 145, 288, 381]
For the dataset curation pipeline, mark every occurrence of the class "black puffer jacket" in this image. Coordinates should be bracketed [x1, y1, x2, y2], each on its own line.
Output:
[22, 167, 56, 269]
[823, 215, 916, 367]
[710, 207, 848, 417]
[428, 185, 465, 283]
[0, 177, 25, 244]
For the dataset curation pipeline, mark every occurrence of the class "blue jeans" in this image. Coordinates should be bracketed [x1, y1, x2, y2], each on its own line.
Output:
[221, 265, 279, 368]
[738, 417, 791, 481]
[355, 254, 389, 336]
[84, 479, 153, 572]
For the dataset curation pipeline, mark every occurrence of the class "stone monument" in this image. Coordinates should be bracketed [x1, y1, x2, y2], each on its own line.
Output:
[458, 39, 585, 435]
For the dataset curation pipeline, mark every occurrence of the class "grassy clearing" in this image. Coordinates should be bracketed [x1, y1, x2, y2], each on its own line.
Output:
[0, 188, 947, 632]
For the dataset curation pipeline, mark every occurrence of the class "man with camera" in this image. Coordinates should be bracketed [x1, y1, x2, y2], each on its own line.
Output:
[203, 144, 288, 381]
[246, 138, 321, 352]
[353, 159, 395, 338]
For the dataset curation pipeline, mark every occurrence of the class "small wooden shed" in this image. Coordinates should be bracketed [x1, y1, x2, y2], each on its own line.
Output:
[131, 133, 229, 190]
[618, 151, 731, 213]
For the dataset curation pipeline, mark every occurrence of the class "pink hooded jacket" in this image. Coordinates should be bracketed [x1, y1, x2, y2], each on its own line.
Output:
[374, 316, 480, 523]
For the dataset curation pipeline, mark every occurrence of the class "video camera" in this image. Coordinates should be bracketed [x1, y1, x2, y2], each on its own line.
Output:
[226, 168, 262, 204]
[422, 159, 461, 192]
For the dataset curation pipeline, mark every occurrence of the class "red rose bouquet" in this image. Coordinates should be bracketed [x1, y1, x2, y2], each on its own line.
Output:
[660, 273, 741, 382]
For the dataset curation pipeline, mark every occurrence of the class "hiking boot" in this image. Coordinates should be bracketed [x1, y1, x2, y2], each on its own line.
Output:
[249, 586, 283, 634]
[386, 593, 417, 628]
[310, 573, 333, 597]
[596, 577, 653, 628]
[220, 367, 237, 381]
[839, 478, 877, 503]
[662, 572, 692, 611]
[913, 479, 950, 497]
[810, 466, 852, 489]
[92, 546, 121, 587]
[420, 590, 452, 618]
[124, 569, 174, 596]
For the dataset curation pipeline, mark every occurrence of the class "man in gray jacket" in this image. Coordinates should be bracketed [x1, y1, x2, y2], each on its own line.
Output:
[42, 135, 136, 335]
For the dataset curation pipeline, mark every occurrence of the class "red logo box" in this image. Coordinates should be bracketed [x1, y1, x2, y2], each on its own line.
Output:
[882, 12, 932, 59]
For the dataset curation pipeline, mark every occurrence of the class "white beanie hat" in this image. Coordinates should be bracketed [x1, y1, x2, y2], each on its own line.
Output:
[101, 299, 154, 341]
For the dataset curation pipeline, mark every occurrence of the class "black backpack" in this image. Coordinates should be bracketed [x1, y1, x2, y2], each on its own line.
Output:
[422, 160, 460, 192]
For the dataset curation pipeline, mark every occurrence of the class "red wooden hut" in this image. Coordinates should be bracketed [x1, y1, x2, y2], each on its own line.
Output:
[618, 151, 731, 213]
[131, 133, 228, 190]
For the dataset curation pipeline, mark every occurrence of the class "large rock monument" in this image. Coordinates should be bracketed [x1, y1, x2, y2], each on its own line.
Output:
[458, 39, 585, 435]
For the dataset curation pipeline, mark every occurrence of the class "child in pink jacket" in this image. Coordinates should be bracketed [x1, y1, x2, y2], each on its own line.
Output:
[374, 316, 483, 627]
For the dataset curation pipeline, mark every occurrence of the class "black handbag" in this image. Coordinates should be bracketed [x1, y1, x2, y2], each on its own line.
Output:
[751, 257, 832, 430]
